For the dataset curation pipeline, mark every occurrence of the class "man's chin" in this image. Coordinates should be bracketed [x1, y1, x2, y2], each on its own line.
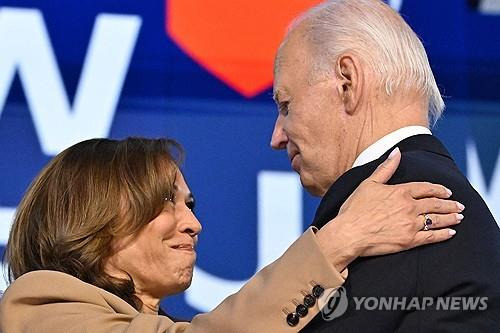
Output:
[299, 173, 325, 197]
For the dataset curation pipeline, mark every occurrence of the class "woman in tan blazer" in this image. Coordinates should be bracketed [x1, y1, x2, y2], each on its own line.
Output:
[0, 138, 463, 332]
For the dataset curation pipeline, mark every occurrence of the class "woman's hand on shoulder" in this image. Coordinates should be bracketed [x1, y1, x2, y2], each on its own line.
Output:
[317, 148, 464, 272]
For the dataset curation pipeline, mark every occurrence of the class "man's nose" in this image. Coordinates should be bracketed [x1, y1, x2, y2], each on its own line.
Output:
[270, 116, 287, 150]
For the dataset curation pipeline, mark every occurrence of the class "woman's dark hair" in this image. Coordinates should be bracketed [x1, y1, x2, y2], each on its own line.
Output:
[6, 137, 183, 310]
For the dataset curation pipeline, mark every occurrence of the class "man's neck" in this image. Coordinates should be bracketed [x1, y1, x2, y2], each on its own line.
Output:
[352, 126, 431, 168]
[353, 98, 429, 163]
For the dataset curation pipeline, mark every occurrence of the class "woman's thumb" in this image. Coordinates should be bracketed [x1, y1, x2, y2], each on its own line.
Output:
[367, 147, 401, 184]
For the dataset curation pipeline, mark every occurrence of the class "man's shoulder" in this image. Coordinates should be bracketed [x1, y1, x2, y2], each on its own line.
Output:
[393, 148, 464, 183]
[305, 145, 500, 332]
[393, 147, 498, 241]
[395, 149, 496, 226]
[356, 147, 500, 288]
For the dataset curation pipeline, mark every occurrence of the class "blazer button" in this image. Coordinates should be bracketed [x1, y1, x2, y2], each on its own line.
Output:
[304, 294, 316, 308]
[312, 284, 324, 298]
[286, 313, 299, 327]
[296, 304, 308, 317]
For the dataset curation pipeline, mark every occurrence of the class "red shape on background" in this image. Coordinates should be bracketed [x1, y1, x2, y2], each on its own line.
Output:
[166, 0, 321, 98]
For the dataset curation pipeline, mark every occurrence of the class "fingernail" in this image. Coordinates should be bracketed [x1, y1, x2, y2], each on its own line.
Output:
[388, 147, 400, 160]
[457, 202, 465, 211]
[446, 188, 452, 196]
[449, 229, 457, 236]
[456, 213, 464, 222]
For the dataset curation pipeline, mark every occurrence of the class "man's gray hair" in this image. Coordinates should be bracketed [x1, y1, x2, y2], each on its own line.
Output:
[289, 0, 444, 124]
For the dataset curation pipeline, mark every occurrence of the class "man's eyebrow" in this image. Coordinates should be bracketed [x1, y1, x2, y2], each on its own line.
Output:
[273, 90, 283, 104]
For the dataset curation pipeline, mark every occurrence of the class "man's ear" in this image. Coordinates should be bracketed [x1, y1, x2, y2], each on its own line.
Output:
[335, 54, 363, 115]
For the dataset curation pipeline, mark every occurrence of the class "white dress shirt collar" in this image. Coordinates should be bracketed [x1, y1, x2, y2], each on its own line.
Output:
[351, 126, 432, 168]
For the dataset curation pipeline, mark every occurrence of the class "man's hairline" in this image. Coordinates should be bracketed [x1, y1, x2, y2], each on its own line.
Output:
[273, 28, 336, 103]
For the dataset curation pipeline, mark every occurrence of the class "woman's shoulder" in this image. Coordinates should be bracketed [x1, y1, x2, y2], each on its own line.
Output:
[1, 270, 177, 333]
[1, 270, 138, 315]
[7, 269, 87, 288]
[7, 270, 98, 296]
[3, 270, 86, 299]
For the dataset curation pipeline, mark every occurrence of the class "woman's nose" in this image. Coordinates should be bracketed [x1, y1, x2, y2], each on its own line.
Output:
[180, 211, 202, 237]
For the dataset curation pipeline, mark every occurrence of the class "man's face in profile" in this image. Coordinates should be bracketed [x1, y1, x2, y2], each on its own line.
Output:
[271, 29, 353, 197]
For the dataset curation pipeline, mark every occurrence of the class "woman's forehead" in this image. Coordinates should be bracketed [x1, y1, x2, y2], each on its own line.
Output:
[174, 171, 191, 194]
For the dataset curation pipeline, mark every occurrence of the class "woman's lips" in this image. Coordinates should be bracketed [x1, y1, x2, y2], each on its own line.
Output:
[171, 244, 195, 252]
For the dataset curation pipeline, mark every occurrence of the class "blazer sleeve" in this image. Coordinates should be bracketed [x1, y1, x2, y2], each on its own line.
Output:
[0, 227, 346, 333]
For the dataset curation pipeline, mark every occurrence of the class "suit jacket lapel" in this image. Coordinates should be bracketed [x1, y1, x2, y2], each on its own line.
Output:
[312, 134, 453, 229]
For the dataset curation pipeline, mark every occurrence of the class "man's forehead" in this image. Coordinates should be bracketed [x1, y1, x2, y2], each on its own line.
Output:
[275, 31, 303, 71]
[273, 33, 311, 98]
[273, 58, 291, 101]
[273, 53, 286, 101]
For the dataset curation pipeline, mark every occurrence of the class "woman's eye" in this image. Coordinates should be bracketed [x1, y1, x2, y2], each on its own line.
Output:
[165, 194, 176, 205]
[186, 199, 195, 211]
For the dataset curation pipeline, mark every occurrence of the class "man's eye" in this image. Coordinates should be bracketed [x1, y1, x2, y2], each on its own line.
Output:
[279, 101, 290, 115]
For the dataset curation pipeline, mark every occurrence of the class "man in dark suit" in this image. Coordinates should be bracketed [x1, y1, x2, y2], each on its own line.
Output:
[271, 0, 500, 331]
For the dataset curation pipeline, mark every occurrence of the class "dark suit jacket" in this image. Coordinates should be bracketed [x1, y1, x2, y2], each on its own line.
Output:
[302, 135, 500, 332]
